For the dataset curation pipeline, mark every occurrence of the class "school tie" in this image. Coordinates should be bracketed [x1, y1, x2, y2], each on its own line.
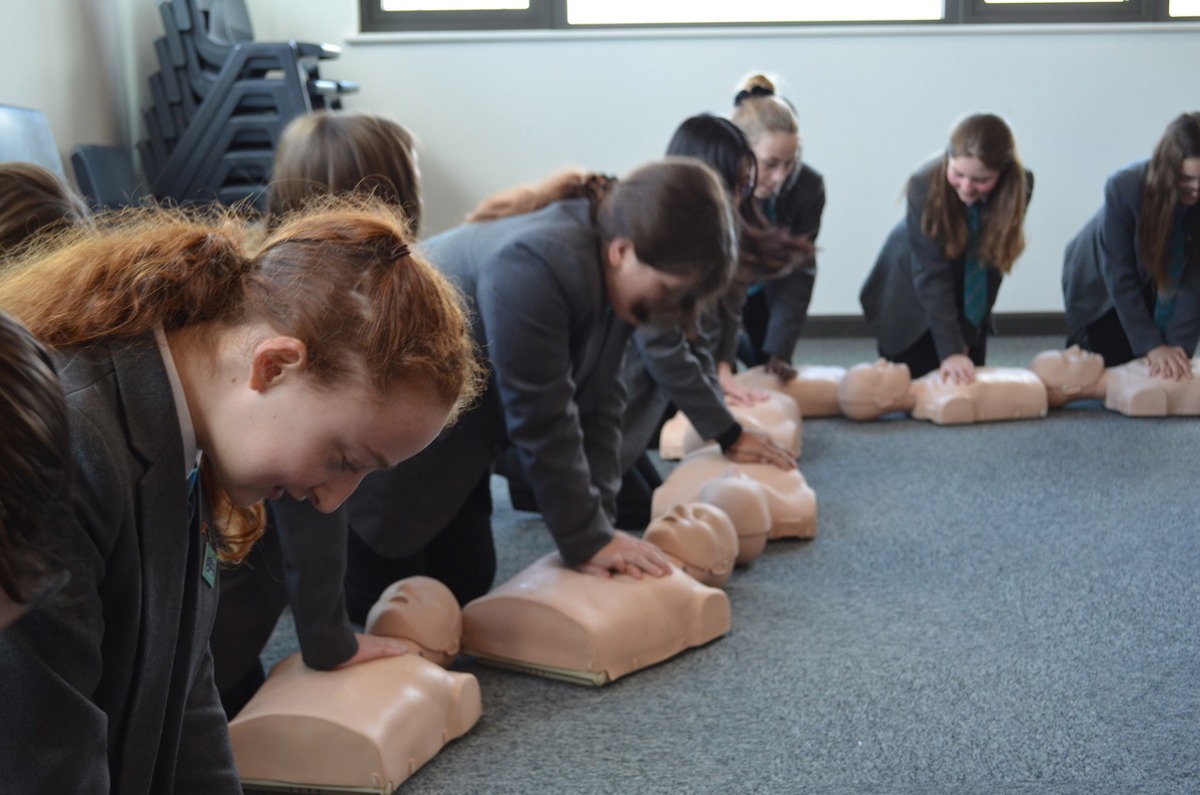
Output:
[962, 202, 988, 327]
[1153, 213, 1188, 334]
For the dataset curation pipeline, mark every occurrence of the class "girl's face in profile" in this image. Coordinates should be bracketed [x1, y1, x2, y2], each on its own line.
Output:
[751, 132, 799, 201]
[207, 352, 452, 513]
[603, 238, 698, 328]
[946, 156, 1000, 206]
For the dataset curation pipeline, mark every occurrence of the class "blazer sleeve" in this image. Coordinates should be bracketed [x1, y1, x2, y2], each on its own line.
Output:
[1100, 170, 1162, 356]
[905, 174, 969, 362]
[630, 323, 736, 442]
[171, 647, 245, 793]
[273, 499, 358, 669]
[476, 243, 616, 566]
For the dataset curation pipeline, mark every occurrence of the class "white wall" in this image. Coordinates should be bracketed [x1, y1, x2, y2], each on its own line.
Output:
[0, 0, 165, 179]
[7, 3, 1200, 316]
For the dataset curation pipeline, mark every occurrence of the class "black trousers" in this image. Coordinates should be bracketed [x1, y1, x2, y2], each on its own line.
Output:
[344, 471, 496, 624]
[738, 287, 772, 367]
[886, 329, 989, 379]
[1070, 307, 1137, 367]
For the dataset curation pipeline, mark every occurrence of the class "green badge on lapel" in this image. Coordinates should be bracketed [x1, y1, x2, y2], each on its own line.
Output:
[202, 525, 218, 588]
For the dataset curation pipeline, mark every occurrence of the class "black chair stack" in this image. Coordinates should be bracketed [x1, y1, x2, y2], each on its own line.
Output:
[139, 0, 358, 211]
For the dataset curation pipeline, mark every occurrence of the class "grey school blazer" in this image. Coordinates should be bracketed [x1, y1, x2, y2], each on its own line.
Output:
[346, 199, 631, 567]
[619, 304, 739, 475]
[860, 159, 1035, 362]
[1062, 159, 1200, 357]
[0, 335, 240, 794]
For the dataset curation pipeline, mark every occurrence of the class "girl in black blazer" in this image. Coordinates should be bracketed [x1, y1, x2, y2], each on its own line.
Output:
[0, 201, 479, 794]
[861, 113, 1033, 383]
[1062, 112, 1200, 378]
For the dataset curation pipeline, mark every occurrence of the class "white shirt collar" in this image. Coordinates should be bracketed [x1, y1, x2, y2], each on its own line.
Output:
[153, 325, 199, 478]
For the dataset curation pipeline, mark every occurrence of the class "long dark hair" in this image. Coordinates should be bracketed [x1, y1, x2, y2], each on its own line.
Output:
[1140, 112, 1200, 287]
[667, 113, 813, 284]
[0, 311, 71, 604]
[466, 159, 738, 327]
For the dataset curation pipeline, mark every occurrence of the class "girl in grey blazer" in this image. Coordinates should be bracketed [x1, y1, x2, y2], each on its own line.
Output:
[731, 73, 827, 380]
[860, 113, 1033, 383]
[0, 201, 479, 794]
[341, 159, 737, 623]
[617, 114, 800, 527]
[1061, 112, 1200, 378]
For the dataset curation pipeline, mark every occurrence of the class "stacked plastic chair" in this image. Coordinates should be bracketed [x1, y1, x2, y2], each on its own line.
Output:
[140, 0, 358, 211]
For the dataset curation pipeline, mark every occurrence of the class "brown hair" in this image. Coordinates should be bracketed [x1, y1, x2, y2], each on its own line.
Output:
[0, 311, 71, 603]
[1139, 112, 1200, 287]
[267, 111, 423, 235]
[730, 73, 799, 147]
[0, 199, 482, 561]
[920, 113, 1027, 275]
[465, 159, 737, 327]
[0, 162, 90, 255]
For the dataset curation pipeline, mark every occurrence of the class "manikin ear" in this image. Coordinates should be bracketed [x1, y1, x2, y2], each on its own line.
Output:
[248, 337, 308, 393]
[606, 237, 636, 270]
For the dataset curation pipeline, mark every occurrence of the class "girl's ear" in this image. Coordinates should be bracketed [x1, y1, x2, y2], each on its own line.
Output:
[606, 237, 635, 270]
[249, 337, 308, 393]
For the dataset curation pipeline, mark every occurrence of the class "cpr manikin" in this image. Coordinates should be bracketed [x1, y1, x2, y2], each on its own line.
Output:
[734, 364, 848, 418]
[837, 359, 1048, 424]
[659, 389, 802, 460]
[228, 577, 482, 794]
[650, 445, 818, 548]
[460, 545, 732, 685]
[1031, 345, 1200, 416]
[643, 502, 739, 587]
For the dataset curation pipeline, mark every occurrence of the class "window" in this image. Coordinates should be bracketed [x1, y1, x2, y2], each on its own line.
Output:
[360, 0, 1193, 32]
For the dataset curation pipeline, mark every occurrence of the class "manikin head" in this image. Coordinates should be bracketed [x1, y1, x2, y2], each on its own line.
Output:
[1031, 346, 1106, 392]
[644, 502, 738, 588]
[365, 576, 463, 667]
[697, 472, 772, 566]
[837, 359, 915, 420]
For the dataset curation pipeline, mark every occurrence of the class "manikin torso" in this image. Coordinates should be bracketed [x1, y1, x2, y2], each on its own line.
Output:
[228, 577, 482, 794]
[659, 388, 802, 460]
[735, 364, 847, 418]
[460, 551, 732, 685]
[1031, 345, 1200, 416]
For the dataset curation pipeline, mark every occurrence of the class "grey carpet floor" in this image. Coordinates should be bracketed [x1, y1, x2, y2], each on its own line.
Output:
[262, 337, 1199, 794]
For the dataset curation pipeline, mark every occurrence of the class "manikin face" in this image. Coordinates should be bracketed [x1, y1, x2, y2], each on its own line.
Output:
[205, 341, 453, 512]
[604, 238, 699, 327]
[1035, 345, 1106, 389]
[366, 576, 462, 658]
[868, 358, 913, 405]
[946, 155, 1001, 206]
[1178, 157, 1200, 207]
[751, 131, 799, 200]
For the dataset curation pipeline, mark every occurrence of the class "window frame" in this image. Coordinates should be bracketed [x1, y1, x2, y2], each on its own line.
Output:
[359, 0, 1182, 33]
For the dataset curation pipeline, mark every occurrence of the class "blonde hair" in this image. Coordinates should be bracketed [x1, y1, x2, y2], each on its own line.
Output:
[730, 73, 799, 146]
